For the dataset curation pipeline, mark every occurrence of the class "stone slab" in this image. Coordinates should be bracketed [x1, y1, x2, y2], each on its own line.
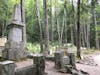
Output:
[2, 48, 28, 60]
[15, 59, 36, 75]
[0, 60, 15, 75]
[68, 53, 76, 68]
[61, 56, 70, 68]
[8, 27, 22, 43]
[15, 65, 36, 75]
[33, 54, 45, 75]
[54, 51, 64, 69]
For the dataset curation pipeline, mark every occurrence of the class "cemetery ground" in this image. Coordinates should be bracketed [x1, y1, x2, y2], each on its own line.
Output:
[45, 53, 100, 75]
[26, 43, 100, 75]
[0, 41, 100, 75]
[15, 48, 100, 75]
[0, 0, 100, 75]
[46, 49, 100, 75]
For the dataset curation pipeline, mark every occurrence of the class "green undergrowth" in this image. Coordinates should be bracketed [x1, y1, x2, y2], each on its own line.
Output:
[26, 42, 58, 53]
[26, 43, 40, 53]
[82, 49, 100, 55]
[26, 42, 100, 56]
[26, 42, 76, 53]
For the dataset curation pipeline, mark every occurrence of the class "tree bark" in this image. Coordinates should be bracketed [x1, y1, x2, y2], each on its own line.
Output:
[91, 0, 99, 49]
[60, 17, 65, 45]
[81, 24, 85, 47]
[50, 0, 53, 42]
[77, 0, 81, 58]
[86, 13, 90, 49]
[93, 9, 99, 49]
[83, 20, 87, 47]
[71, 0, 77, 46]
[70, 15, 74, 44]
[64, 0, 67, 43]
[55, 0, 60, 46]
[43, 0, 49, 54]
[57, 18, 61, 46]
[36, 0, 44, 52]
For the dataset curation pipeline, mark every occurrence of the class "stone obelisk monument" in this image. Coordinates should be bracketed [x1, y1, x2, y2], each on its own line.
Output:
[2, 4, 27, 60]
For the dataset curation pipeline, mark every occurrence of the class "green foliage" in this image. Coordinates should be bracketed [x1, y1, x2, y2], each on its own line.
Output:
[0, 0, 100, 48]
[26, 43, 40, 53]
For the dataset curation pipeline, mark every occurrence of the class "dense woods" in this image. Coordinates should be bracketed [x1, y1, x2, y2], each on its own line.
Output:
[0, 0, 100, 56]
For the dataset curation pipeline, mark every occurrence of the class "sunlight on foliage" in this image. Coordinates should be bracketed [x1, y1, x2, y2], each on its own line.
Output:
[26, 43, 40, 53]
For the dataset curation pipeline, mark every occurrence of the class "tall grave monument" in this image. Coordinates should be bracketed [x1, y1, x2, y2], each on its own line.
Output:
[2, 4, 27, 60]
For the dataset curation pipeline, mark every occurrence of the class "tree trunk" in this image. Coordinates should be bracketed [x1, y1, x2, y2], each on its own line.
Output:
[64, 0, 67, 43]
[21, 0, 26, 47]
[50, 0, 53, 42]
[77, 0, 81, 58]
[60, 17, 65, 45]
[83, 20, 87, 47]
[57, 18, 61, 46]
[91, 0, 99, 49]
[93, 9, 99, 49]
[55, 0, 60, 46]
[70, 15, 74, 44]
[71, 0, 77, 46]
[86, 13, 90, 49]
[43, 0, 49, 54]
[81, 23, 85, 47]
[36, 0, 44, 52]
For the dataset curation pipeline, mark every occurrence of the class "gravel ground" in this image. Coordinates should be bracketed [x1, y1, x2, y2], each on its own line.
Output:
[15, 53, 100, 75]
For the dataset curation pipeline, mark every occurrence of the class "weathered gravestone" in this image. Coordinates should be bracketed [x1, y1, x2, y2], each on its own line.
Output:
[0, 61, 15, 75]
[15, 64, 36, 75]
[67, 52, 76, 68]
[61, 56, 70, 69]
[54, 50, 64, 69]
[33, 54, 46, 75]
[54, 49, 76, 73]
[2, 4, 27, 60]
[0, 4, 43, 75]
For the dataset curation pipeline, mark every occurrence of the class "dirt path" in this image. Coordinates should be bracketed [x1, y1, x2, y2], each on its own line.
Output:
[46, 53, 100, 75]
[76, 53, 100, 75]
[45, 61, 71, 75]
[15, 53, 100, 75]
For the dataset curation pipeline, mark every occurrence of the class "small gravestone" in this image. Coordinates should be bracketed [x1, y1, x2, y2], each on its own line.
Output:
[61, 56, 70, 69]
[2, 4, 27, 60]
[68, 53, 76, 68]
[33, 54, 46, 75]
[54, 51, 64, 69]
[0, 61, 15, 75]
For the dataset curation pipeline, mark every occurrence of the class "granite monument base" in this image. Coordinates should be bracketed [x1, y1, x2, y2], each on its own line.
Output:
[2, 41, 28, 60]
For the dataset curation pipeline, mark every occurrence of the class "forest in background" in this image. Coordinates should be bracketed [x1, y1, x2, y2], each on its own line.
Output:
[0, 0, 100, 57]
